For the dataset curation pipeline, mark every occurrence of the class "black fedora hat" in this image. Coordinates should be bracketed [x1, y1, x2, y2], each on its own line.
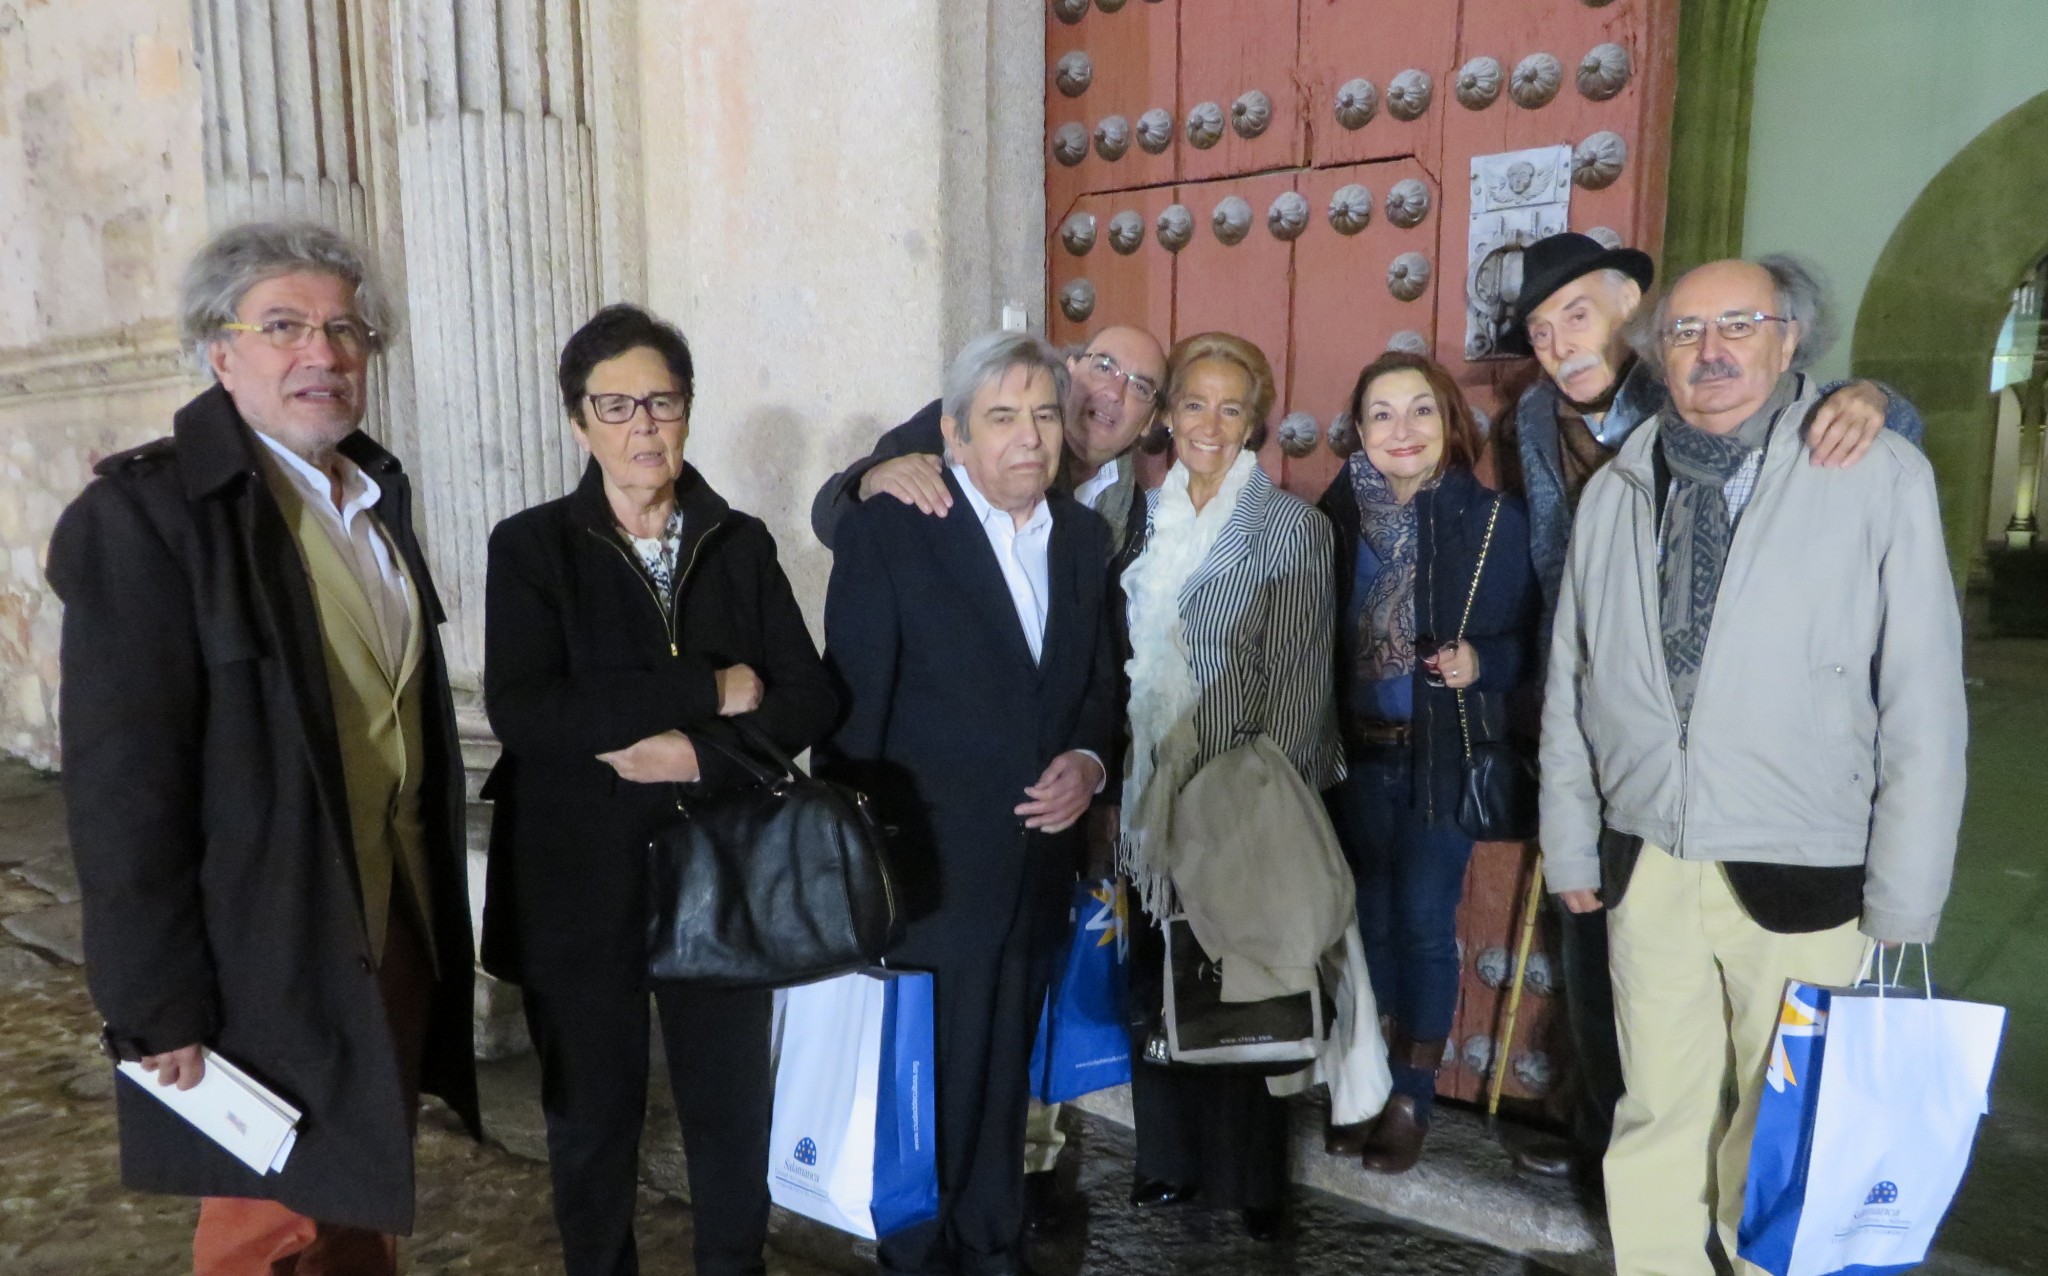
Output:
[1512, 232, 1655, 331]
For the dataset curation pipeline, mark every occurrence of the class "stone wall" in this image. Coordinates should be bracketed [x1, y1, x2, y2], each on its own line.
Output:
[0, 0, 1041, 770]
[0, 0, 211, 766]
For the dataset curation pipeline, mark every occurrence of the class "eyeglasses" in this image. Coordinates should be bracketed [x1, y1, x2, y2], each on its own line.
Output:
[221, 317, 380, 357]
[1663, 311, 1791, 348]
[584, 392, 689, 425]
[1079, 351, 1161, 405]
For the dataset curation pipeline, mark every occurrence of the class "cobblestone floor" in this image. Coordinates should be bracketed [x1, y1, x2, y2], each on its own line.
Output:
[0, 762, 1522, 1275]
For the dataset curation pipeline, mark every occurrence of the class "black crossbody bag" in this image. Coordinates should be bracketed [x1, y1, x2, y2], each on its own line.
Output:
[1453, 495, 1539, 841]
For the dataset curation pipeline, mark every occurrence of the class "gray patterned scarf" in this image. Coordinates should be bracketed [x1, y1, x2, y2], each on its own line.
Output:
[1348, 453, 1433, 686]
[1657, 376, 1791, 719]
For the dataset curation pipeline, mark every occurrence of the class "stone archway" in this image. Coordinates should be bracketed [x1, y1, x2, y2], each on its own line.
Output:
[1852, 91, 2048, 579]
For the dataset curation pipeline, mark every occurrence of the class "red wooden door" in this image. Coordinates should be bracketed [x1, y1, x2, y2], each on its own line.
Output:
[1046, 0, 1678, 1113]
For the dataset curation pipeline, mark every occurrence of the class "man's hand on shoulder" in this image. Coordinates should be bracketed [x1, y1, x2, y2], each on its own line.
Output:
[1807, 380, 1887, 469]
[140, 1043, 206, 1091]
[858, 454, 953, 517]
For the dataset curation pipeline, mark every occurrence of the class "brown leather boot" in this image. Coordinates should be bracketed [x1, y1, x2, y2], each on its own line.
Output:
[1360, 1035, 1445, 1174]
[1360, 1095, 1428, 1173]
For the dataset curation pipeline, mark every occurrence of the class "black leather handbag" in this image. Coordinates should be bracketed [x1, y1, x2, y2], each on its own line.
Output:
[1453, 495, 1539, 842]
[645, 719, 902, 988]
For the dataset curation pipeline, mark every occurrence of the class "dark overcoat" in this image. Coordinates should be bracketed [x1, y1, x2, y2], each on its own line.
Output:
[479, 460, 840, 990]
[1320, 464, 1539, 824]
[46, 384, 480, 1235]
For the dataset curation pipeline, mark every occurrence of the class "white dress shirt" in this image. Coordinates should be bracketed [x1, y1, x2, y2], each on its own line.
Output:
[255, 432, 415, 674]
[1071, 455, 1121, 512]
[951, 464, 1054, 662]
[951, 464, 1104, 791]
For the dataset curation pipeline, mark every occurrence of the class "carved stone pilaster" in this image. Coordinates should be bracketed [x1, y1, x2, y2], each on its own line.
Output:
[392, 0, 611, 682]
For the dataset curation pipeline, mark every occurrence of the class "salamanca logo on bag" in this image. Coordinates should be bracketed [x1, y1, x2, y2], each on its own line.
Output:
[794, 1137, 819, 1167]
[1864, 1181, 1899, 1206]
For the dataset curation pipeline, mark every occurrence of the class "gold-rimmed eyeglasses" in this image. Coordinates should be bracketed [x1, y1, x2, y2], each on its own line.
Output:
[220, 317, 380, 357]
[1663, 311, 1791, 348]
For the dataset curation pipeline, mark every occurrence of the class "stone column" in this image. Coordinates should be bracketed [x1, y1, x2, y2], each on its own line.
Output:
[393, 0, 619, 684]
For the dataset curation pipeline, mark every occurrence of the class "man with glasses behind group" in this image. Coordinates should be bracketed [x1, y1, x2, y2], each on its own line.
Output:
[49, 221, 478, 1273]
[1536, 256, 1965, 1276]
[810, 323, 1165, 1235]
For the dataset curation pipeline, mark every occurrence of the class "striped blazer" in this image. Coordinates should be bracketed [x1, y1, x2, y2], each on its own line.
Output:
[1129, 464, 1346, 793]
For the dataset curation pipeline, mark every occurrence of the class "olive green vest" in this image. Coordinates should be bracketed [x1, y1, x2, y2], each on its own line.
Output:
[262, 460, 438, 972]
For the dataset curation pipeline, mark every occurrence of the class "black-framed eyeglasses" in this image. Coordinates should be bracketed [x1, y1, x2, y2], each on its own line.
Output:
[1664, 311, 1791, 348]
[583, 392, 689, 425]
[1079, 351, 1162, 405]
[221, 317, 380, 357]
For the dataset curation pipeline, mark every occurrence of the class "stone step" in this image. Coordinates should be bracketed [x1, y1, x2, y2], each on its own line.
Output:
[1073, 1083, 1607, 1272]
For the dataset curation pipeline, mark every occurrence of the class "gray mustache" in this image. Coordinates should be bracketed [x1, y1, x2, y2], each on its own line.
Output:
[1689, 357, 1741, 384]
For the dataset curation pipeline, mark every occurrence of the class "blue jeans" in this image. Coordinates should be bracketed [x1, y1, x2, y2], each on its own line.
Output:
[1328, 752, 1475, 1102]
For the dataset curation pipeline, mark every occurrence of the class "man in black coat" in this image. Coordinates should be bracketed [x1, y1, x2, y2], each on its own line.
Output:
[46, 222, 478, 1271]
[819, 332, 1118, 1276]
[811, 322, 1162, 1232]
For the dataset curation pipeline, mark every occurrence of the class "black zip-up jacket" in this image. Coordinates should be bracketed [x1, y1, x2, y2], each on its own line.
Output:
[480, 459, 839, 987]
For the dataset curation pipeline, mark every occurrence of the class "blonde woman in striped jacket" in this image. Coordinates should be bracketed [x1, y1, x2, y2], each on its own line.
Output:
[1117, 331, 1345, 1241]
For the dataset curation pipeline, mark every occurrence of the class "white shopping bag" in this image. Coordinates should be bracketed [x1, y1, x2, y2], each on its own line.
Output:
[767, 968, 938, 1240]
[1740, 947, 2006, 1276]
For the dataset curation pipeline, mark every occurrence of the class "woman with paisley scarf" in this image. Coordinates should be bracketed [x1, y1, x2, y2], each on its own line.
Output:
[1316, 351, 1538, 1174]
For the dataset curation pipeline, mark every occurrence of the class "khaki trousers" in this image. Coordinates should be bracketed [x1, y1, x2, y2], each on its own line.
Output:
[1022, 1099, 1065, 1176]
[1605, 843, 1868, 1276]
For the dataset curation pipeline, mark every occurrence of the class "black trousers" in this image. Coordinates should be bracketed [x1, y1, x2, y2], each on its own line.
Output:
[879, 895, 1066, 1276]
[522, 976, 774, 1276]
[1124, 896, 1289, 1211]
[1552, 897, 1624, 1156]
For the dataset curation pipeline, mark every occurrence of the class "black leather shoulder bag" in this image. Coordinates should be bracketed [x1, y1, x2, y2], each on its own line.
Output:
[646, 719, 903, 987]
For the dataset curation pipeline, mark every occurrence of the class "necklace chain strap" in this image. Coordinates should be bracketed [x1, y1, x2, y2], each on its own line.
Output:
[1455, 494, 1505, 761]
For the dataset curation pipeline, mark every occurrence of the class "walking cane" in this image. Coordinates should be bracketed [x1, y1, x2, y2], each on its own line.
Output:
[1487, 850, 1546, 1121]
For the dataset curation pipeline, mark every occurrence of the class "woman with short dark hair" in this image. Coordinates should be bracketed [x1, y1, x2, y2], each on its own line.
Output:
[1318, 351, 1537, 1173]
[481, 304, 838, 1276]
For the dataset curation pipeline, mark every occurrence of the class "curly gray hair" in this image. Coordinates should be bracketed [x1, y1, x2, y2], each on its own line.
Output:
[1626, 252, 1837, 377]
[178, 221, 398, 373]
[941, 330, 1070, 442]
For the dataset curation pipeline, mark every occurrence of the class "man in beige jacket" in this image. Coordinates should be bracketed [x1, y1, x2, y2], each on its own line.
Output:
[1538, 255, 1966, 1276]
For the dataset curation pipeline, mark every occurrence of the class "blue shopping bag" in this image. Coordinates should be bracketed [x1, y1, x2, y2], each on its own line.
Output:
[1029, 879, 1132, 1104]
[769, 969, 939, 1240]
[1740, 950, 2005, 1276]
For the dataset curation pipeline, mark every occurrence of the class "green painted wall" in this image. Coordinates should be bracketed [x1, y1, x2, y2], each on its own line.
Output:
[1741, 0, 2048, 385]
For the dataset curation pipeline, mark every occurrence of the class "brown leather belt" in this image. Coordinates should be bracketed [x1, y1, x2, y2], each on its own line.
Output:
[1348, 720, 1410, 748]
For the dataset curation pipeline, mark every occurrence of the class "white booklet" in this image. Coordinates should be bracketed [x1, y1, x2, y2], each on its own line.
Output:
[117, 1048, 301, 1175]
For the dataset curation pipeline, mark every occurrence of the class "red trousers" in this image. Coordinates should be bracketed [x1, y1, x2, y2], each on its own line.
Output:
[192, 904, 432, 1276]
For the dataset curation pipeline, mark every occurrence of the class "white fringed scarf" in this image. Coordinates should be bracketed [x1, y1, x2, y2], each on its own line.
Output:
[1117, 449, 1259, 919]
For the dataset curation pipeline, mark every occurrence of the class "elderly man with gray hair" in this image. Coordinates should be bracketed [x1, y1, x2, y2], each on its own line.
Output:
[1537, 254, 1966, 1275]
[48, 221, 478, 1274]
[819, 330, 1118, 1276]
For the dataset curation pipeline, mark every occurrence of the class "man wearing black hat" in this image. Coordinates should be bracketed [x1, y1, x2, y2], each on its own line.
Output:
[1498, 231, 1922, 1183]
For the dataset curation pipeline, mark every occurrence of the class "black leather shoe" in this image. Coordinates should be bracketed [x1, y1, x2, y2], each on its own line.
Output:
[1129, 1178, 1198, 1208]
[1504, 1129, 1576, 1179]
[1023, 1169, 1065, 1236]
[1241, 1204, 1285, 1242]
[1325, 1119, 1372, 1155]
